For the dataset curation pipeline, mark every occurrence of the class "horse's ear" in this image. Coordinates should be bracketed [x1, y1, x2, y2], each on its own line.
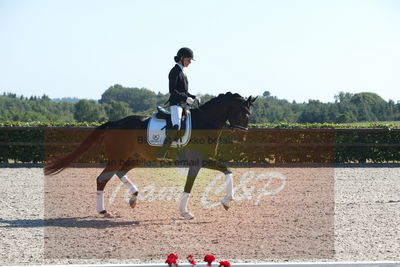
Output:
[246, 96, 251, 106]
[246, 96, 257, 105]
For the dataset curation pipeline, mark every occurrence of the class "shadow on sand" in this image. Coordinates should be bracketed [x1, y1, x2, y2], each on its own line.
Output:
[0, 216, 212, 229]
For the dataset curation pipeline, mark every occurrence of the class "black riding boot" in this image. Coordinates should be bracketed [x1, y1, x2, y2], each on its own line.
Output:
[157, 125, 179, 161]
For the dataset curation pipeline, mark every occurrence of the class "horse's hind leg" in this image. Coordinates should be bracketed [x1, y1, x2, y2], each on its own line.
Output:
[96, 164, 118, 217]
[96, 160, 140, 217]
[115, 161, 140, 209]
[180, 165, 201, 220]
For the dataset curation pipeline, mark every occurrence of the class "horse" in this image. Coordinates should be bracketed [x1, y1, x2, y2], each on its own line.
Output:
[45, 92, 257, 220]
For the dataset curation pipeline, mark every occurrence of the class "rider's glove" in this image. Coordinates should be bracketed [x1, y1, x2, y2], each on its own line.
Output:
[186, 97, 195, 105]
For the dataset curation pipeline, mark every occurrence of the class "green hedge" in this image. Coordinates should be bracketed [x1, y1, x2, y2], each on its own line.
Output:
[217, 128, 400, 164]
[0, 122, 399, 164]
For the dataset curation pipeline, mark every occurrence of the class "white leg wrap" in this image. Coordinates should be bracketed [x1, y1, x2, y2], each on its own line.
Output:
[120, 175, 138, 194]
[179, 192, 190, 213]
[225, 173, 234, 197]
[96, 190, 105, 213]
[179, 192, 194, 219]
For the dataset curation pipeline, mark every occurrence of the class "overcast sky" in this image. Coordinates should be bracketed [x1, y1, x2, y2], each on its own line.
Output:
[1, 0, 399, 103]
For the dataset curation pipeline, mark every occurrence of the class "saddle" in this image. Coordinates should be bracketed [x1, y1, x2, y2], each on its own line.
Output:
[147, 106, 192, 147]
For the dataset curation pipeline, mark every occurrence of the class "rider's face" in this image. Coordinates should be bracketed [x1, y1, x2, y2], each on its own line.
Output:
[182, 57, 192, 67]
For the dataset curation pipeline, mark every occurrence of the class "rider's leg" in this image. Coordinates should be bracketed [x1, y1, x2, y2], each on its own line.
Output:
[170, 105, 183, 130]
[158, 105, 183, 159]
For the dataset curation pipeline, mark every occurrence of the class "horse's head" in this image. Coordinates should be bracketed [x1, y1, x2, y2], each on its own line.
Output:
[227, 95, 257, 143]
[196, 92, 257, 142]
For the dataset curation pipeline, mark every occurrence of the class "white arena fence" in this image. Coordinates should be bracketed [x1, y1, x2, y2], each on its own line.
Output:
[5, 262, 400, 267]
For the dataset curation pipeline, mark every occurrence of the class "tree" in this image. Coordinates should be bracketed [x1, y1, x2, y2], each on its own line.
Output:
[1, 89, 400, 124]
[298, 100, 330, 123]
[262, 91, 271, 97]
[105, 100, 131, 121]
[335, 112, 357, 123]
[74, 100, 107, 122]
[334, 92, 353, 103]
[100, 85, 158, 112]
[350, 92, 385, 105]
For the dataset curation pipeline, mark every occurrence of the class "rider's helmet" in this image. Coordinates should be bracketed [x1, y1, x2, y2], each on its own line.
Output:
[176, 47, 194, 60]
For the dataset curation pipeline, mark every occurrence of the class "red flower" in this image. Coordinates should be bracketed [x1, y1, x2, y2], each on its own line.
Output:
[187, 255, 196, 265]
[166, 253, 178, 267]
[219, 261, 231, 267]
[204, 254, 216, 266]
[168, 253, 178, 260]
[166, 258, 176, 266]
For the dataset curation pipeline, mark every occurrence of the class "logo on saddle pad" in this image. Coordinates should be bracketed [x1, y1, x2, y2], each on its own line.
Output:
[147, 107, 192, 147]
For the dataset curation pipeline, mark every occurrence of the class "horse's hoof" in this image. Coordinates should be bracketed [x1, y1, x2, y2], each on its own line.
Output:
[220, 196, 233, 211]
[181, 211, 194, 220]
[99, 210, 113, 218]
[129, 191, 139, 209]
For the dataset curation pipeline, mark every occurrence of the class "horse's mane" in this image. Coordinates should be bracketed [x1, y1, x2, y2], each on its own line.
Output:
[199, 92, 243, 109]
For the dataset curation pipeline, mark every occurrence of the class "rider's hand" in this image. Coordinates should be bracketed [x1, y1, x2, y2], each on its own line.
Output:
[186, 97, 194, 105]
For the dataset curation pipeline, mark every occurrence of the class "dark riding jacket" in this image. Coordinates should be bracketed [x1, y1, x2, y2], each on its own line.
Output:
[166, 64, 196, 106]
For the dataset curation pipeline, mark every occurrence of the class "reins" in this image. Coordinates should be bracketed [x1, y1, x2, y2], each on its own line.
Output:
[229, 125, 248, 131]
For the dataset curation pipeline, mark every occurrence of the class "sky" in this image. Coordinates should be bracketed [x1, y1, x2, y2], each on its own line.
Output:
[1, 0, 400, 103]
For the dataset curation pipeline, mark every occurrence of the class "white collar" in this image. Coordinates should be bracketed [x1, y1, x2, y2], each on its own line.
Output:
[177, 63, 184, 70]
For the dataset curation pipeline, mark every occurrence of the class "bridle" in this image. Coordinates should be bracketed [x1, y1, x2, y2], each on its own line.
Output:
[228, 104, 250, 131]
[194, 99, 249, 132]
[228, 124, 248, 131]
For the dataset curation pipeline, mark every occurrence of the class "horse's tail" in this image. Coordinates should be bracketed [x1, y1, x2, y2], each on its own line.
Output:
[44, 122, 112, 176]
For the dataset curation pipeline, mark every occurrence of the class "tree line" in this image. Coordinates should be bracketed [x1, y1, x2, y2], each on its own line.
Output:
[1, 85, 399, 124]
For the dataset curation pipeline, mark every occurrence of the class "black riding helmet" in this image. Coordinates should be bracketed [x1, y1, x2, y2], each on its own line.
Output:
[177, 47, 194, 60]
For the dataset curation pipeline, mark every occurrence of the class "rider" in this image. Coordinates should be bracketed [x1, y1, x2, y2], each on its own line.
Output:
[158, 47, 198, 160]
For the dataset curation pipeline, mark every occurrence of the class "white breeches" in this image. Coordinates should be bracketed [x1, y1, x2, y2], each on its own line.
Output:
[170, 105, 183, 130]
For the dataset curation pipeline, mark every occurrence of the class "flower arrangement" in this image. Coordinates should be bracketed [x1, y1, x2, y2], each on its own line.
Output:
[218, 261, 231, 267]
[187, 255, 197, 266]
[166, 254, 230, 267]
[203, 254, 216, 266]
[166, 253, 179, 267]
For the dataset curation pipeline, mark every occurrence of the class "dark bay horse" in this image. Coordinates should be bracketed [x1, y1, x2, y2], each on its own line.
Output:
[45, 92, 256, 220]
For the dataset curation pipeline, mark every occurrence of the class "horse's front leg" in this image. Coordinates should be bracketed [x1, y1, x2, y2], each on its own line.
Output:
[204, 159, 234, 210]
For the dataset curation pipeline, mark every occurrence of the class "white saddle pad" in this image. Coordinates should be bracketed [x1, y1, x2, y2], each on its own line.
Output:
[147, 110, 192, 147]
